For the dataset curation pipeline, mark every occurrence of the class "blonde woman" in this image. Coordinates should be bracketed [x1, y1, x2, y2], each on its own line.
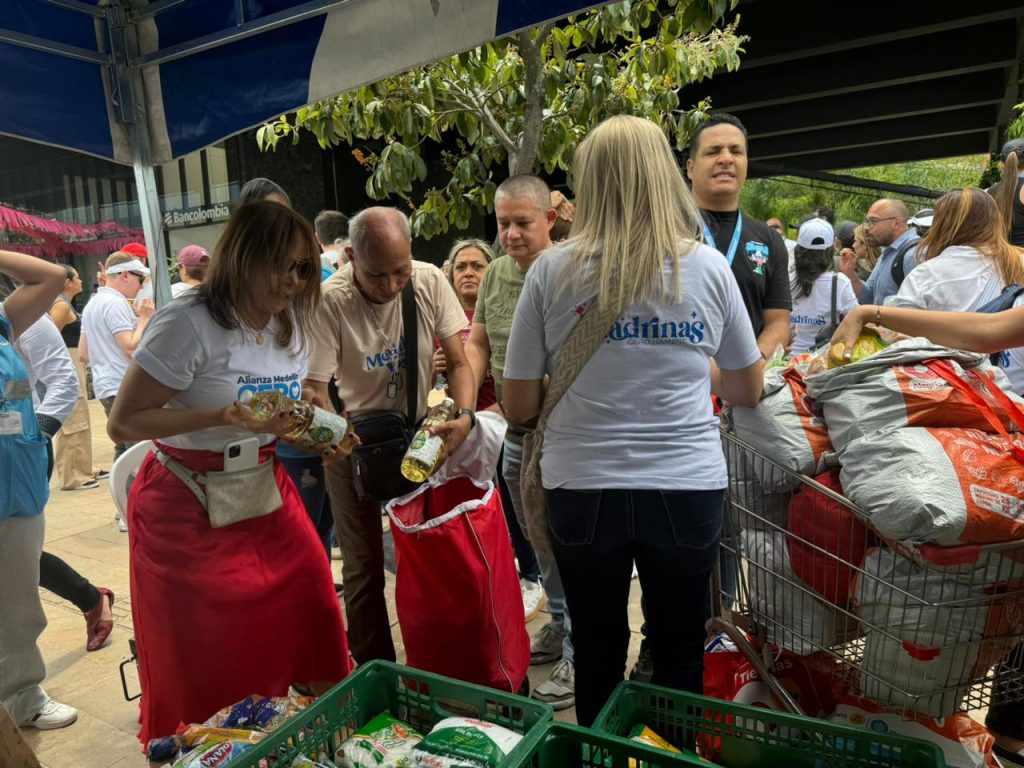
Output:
[888, 188, 1024, 311]
[503, 115, 762, 724]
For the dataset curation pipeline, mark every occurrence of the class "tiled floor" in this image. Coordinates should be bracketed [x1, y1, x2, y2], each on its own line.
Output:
[26, 400, 647, 767]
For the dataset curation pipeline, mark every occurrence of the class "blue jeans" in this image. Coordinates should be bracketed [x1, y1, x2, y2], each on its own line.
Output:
[547, 487, 723, 726]
[496, 447, 540, 584]
[503, 439, 573, 663]
[279, 454, 333, 560]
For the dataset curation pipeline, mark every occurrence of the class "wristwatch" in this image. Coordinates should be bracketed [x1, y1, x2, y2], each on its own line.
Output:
[455, 408, 477, 429]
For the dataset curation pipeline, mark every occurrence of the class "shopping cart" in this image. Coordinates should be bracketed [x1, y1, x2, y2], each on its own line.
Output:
[712, 429, 1024, 720]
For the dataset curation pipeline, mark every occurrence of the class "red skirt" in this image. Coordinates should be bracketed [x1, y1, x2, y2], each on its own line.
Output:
[128, 442, 351, 744]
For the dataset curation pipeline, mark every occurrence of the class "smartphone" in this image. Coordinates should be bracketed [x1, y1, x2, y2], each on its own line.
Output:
[223, 436, 260, 472]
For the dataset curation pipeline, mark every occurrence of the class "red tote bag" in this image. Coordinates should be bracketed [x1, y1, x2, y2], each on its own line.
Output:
[386, 475, 529, 693]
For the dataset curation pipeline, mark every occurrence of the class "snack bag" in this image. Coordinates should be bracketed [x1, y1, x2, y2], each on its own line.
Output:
[627, 724, 713, 767]
[170, 740, 256, 768]
[409, 717, 521, 768]
[827, 329, 887, 368]
[336, 712, 423, 768]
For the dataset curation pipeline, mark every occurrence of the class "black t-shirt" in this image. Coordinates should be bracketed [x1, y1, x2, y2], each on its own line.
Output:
[702, 209, 792, 337]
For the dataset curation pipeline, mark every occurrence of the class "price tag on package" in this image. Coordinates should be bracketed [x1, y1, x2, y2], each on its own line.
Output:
[0, 411, 23, 436]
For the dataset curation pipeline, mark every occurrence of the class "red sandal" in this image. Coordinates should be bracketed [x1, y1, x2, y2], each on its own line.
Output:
[84, 587, 115, 652]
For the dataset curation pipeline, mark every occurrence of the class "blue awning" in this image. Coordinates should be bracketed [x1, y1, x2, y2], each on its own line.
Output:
[2, 0, 609, 164]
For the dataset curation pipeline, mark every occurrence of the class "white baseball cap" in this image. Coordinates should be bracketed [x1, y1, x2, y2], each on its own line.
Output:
[797, 218, 834, 250]
[105, 258, 150, 276]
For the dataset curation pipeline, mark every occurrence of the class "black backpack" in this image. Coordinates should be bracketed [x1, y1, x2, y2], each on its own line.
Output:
[976, 283, 1024, 365]
[889, 236, 920, 288]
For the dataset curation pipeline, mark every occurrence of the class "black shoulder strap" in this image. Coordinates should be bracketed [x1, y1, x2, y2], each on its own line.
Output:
[401, 278, 418, 428]
[890, 236, 920, 288]
[830, 273, 838, 326]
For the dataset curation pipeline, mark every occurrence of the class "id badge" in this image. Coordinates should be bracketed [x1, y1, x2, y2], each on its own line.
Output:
[0, 411, 23, 436]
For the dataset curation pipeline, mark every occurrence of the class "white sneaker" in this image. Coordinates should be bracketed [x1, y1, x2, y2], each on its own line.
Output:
[531, 658, 575, 710]
[117, 516, 128, 533]
[520, 578, 546, 623]
[530, 621, 565, 665]
[19, 697, 78, 730]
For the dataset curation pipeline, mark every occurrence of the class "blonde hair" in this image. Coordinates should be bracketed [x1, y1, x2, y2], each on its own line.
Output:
[853, 224, 880, 271]
[566, 115, 703, 310]
[918, 188, 1024, 287]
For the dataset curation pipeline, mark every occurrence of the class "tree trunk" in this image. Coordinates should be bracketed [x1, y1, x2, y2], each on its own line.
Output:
[510, 29, 547, 176]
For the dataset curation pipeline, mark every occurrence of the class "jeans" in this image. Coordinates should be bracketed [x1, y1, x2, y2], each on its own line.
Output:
[0, 513, 49, 723]
[324, 458, 395, 664]
[547, 487, 723, 726]
[496, 447, 539, 584]
[502, 439, 573, 663]
[100, 395, 134, 462]
[280, 454, 333, 560]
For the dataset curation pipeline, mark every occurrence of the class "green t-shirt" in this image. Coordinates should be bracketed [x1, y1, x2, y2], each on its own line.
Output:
[474, 254, 529, 397]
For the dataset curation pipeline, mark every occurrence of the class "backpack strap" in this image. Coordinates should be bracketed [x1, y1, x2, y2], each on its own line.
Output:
[829, 273, 838, 327]
[400, 278, 418, 428]
[890, 236, 920, 288]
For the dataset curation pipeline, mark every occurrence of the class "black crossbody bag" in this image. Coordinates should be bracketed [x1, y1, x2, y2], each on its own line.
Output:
[349, 280, 421, 502]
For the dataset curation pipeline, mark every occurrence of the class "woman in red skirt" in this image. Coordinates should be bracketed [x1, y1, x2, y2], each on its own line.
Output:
[107, 201, 352, 744]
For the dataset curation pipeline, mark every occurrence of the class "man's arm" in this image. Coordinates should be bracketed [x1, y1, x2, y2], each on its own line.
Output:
[78, 332, 89, 364]
[462, 323, 492, 393]
[0, 250, 66, 339]
[758, 309, 791, 359]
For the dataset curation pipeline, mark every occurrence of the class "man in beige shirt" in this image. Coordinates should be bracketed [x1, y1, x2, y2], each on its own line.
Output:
[305, 206, 476, 664]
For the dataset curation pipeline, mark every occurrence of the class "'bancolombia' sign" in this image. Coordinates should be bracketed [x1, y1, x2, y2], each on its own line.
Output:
[163, 203, 230, 229]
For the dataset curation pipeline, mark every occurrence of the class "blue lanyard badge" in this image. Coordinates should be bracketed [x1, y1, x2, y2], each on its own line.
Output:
[703, 211, 744, 266]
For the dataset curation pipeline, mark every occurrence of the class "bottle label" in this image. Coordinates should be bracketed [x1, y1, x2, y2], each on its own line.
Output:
[300, 409, 350, 447]
[405, 431, 443, 466]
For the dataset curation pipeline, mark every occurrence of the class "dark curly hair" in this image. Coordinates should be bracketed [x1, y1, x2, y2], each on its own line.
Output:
[790, 244, 834, 300]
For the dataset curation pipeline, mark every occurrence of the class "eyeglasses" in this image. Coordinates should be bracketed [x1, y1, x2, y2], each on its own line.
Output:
[863, 216, 898, 227]
[287, 260, 316, 281]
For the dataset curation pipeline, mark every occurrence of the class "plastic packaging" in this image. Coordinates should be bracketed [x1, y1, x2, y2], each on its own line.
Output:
[336, 712, 423, 768]
[409, 717, 522, 768]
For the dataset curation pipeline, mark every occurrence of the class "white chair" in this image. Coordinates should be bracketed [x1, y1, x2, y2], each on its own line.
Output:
[108, 440, 154, 531]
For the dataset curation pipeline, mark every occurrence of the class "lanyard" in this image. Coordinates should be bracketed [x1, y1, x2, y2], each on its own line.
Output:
[703, 211, 743, 266]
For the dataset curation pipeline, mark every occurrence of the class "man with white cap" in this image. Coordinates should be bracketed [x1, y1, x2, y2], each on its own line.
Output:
[789, 218, 859, 355]
[80, 251, 153, 463]
[172, 244, 209, 297]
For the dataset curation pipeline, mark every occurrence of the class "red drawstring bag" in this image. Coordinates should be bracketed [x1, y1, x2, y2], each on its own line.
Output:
[386, 475, 529, 693]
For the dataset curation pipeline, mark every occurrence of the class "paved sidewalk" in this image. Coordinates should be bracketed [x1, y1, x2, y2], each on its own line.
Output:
[26, 400, 646, 767]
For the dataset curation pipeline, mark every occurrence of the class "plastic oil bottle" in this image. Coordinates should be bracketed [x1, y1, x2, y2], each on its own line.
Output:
[400, 396, 456, 482]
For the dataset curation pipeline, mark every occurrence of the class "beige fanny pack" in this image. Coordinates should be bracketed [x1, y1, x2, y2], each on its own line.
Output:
[154, 448, 282, 528]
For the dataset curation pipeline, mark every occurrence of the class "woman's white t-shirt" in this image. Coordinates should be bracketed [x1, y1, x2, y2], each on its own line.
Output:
[504, 242, 761, 491]
[997, 293, 1024, 395]
[887, 245, 1001, 311]
[790, 272, 858, 355]
[133, 297, 306, 452]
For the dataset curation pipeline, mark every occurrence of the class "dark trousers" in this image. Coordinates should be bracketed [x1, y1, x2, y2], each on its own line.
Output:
[987, 641, 1024, 738]
[279, 454, 333, 560]
[39, 437, 100, 614]
[548, 487, 723, 726]
[496, 448, 540, 584]
[325, 458, 395, 664]
[100, 395, 133, 462]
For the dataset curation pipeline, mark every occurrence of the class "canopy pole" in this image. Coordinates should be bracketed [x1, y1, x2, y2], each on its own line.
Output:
[108, 0, 171, 308]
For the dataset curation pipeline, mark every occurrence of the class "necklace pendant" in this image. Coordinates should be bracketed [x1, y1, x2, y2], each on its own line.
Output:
[256, 334, 265, 345]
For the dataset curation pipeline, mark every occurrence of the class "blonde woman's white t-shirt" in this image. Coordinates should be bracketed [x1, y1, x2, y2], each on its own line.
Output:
[504, 242, 761, 491]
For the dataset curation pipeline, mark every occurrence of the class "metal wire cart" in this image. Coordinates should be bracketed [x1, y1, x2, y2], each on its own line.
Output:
[711, 430, 1024, 721]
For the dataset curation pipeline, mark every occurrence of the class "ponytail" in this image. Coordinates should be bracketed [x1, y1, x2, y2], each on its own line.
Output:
[996, 150, 1020, 239]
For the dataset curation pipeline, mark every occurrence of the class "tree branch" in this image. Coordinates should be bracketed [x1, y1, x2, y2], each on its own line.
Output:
[513, 29, 547, 175]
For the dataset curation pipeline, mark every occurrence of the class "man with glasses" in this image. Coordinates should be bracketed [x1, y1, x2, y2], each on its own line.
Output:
[80, 252, 153, 467]
[839, 198, 919, 305]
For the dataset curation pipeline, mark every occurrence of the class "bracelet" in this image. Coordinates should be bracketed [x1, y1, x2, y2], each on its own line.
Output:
[875, 305, 882, 326]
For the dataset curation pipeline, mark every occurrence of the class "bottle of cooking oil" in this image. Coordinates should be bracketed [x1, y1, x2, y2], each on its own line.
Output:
[247, 390, 351, 451]
[400, 397, 456, 482]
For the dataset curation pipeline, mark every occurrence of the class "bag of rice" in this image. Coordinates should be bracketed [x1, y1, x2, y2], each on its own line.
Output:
[409, 717, 521, 768]
[336, 712, 423, 768]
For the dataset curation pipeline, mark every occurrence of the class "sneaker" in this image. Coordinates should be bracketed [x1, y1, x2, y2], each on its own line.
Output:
[19, 698, 78, 730]
[520, 578, 546, 623]
[330, 546, 343, 561]
[530, 621, 565, 665]
[531, 659, 575, 710]
[117, 517, 128, 533]
[69, 479, 99, 490]
[630, 638, 653, 683]
[96, 469, 110, 480]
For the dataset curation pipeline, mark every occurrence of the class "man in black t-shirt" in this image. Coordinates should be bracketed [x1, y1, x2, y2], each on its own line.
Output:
[685, 113, 792, 358]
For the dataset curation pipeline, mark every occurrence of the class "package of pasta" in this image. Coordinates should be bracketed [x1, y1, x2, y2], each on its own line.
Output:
[170, 739, 256, 768]
[336, 712, 423, 768]
[409, 717, 522, 768]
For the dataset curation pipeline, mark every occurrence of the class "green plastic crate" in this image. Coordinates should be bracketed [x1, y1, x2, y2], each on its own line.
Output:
[223, 660, 553, 767]
[592, 681, 944, 768]
[518, 722, 711, 767]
